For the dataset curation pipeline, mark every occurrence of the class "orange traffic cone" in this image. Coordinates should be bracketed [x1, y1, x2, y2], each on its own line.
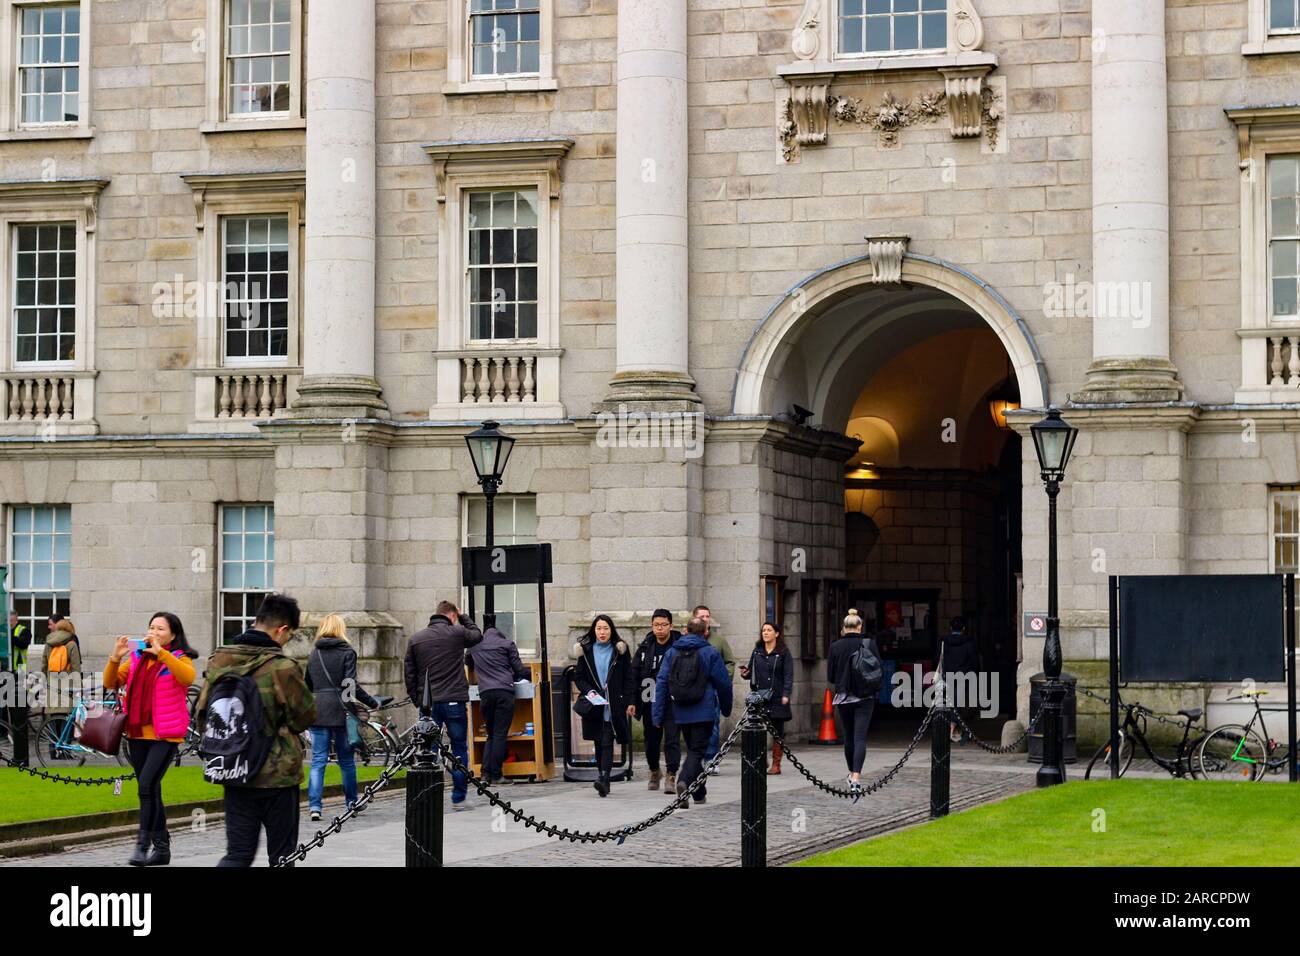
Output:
[812, 688, 840, 745]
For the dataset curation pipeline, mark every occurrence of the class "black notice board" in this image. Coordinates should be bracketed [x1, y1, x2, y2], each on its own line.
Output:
[461, 543, 553, 586]
[1118, 574, 1286, 682]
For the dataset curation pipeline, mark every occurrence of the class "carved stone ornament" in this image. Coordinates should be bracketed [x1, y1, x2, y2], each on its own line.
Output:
[831, 90, 946, 147]
[791, 0, 821, 60]
[790, 80, 831, 146]
[951, 0, 984, 52]
[940, 65, 991, 138]
[866, 235, 909, 284]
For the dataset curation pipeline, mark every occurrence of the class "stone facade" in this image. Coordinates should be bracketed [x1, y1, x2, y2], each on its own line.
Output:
[0, 0, 1297, 741]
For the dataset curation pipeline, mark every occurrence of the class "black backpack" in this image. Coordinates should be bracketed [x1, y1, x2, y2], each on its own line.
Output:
[199, 671, 273, 785]
[849, 639, 884, 698]
[667, 644, 711, 705]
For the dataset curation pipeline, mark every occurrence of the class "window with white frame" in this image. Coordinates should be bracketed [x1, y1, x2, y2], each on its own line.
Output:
[17, 2, 78, 125]
[219, 504, 274, 643]
[8, 504, 70, 641]
[225, 0, 290, 115]
[467, 189, 538, 342]
[1270, 488, 1300, 635]
[444, 0, 554, 94]
[1271, 0, 1300, 33]
[12, 221, 75, 363]
[1272, 156, 1300, 323]
[469, 0, 541, 78]
[839, 0, 947, 56]
[0, 0, 91, 137]
[463, 494, 539, 656]
[203, 0, 300, 130]
[222, 215, 290, 362]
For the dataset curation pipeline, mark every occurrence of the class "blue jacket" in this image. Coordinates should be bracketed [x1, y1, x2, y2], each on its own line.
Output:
[653, 634, 733, 727]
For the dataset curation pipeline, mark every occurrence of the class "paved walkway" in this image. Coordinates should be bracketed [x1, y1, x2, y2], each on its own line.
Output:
[14, 738, 1038, 867]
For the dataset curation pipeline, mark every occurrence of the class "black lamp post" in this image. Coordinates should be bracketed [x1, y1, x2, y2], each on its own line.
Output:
[1030, 406, 1078, 787]
[465, 420, 515, 631]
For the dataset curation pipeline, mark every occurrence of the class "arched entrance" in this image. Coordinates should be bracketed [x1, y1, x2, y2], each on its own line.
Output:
[734, 254, 1048, 726]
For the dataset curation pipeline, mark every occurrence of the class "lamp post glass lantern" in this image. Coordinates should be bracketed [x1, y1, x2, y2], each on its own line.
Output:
[464, 421, 515, 630]
[1029, 406, 1078, 787]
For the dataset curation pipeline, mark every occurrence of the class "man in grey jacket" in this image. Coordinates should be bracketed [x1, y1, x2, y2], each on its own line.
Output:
[404, 600, 483, 804]
[467, 627, 531, 785]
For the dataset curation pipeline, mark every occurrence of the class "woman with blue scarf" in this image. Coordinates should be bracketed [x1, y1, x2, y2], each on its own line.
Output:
[573, 614, 635, 797]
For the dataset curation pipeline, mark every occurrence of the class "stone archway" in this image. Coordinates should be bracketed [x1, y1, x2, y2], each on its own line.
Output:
[731, 252, 1048, 419]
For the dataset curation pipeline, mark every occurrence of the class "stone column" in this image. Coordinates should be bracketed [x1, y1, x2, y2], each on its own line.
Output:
[290, 0, 387, 418]
[1076, 0, 1182, 404]
[606, 0, 698, 409]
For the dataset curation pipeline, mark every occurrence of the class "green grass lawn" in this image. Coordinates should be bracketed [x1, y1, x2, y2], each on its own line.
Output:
[0, 764, 402, 826]
[798, 779, 1300, 867]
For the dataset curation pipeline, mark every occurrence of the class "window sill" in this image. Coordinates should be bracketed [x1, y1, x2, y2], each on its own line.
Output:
[442, 77, 558, 96]
[0, 125, 94, 142]
[777, 50, 998, 80]
[199, 116, 306, 135]
[1242, 36, 1300, 55]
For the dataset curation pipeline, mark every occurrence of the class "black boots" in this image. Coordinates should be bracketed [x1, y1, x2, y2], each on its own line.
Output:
[593, 772, 611, 797]
[127, 833, 151, 867]
[143, 829, 170, 866]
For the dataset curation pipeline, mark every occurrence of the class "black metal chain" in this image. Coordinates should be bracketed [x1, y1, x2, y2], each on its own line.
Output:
[1075, 685, 1195, 729]
[271, 740, 418, 867]
[428, 706, 754, 846]
[0, 751, 136, 787]
[945, 706, 1043, 754]
[763, 705, 938, 801]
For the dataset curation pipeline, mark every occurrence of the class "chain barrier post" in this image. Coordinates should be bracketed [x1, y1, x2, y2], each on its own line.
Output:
[12, 703, 28, 766]
[740, 696, 768, 868]
[405, 675, 443, 867]
[930, 654, 950, 818]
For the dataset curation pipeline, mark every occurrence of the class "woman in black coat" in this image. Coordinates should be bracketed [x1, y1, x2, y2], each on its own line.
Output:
[572, 614, 636, 797]
[739, 620, 794, 775]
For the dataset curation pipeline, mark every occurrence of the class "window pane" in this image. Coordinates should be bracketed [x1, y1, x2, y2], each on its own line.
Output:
[894, 13, 919, 49]
[1275, 278, 1299, 317]
[921, 11, 945, 48]
[865, 16, 890, 51]
[1271, 0, 1297, 30]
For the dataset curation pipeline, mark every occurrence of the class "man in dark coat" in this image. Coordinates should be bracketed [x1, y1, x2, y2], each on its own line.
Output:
[939, 616, 979, 744]
[466, 625, 530, 785]
[627, 609, 680, 791]
[653, 616, 732, 807]
[404, 600, 483, 804]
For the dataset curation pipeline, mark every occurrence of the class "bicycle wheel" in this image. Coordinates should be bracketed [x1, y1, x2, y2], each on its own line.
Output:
[1196, 725, 1266, 781]
[1085, 733, 1133, 779]
[354, 721, 396, 768]
[35, 717, 86, 768]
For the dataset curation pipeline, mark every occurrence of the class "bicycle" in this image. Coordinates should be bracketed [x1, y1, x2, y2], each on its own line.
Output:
[1084, 695, 1208, 780]
[300, 696, 408, 770]
[34, 692, 129, 768]
[1195, 691, 1296, 782]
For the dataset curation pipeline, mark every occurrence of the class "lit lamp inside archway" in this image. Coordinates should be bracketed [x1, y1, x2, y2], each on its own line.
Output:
[989, 398, 1020, 430]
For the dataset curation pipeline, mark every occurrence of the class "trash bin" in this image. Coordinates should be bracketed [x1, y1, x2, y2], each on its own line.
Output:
[1027, 671, 1077, 764]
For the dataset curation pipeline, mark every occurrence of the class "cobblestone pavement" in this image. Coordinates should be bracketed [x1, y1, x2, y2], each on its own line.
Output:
[11, 739, 1038, 867]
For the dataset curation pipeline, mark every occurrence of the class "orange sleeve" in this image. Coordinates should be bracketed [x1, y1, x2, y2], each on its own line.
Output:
[103, 657, 130, 689]
[157, 648, 197, 687]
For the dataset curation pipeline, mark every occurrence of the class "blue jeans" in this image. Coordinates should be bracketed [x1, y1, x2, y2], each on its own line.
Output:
[705, 713, 720, 763]
[308, 726, 357, 813]
[432, 701, 469, 801]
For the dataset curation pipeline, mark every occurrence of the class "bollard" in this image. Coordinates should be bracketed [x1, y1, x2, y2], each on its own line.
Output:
[740, 697, 768, 868]
[930, 658, 950, 818]
[12, 705, 27, 767]
[1036, 679, 1067, 787]
[405, 678, 444, 867]
[930, 710, 950, 818]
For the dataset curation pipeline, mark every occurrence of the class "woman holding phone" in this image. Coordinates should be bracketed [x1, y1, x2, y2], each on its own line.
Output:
[572, 615, 635, 797]
[103, 612, 199, 866]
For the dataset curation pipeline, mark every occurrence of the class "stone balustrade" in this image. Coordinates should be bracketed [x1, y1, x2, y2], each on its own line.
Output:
[215, 371, 291, 419]
[459, 354, 538, 405]
[2, 374, 76, 422]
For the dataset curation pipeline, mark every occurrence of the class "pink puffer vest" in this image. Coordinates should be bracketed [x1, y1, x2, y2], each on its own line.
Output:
[123, 649, 191, 740]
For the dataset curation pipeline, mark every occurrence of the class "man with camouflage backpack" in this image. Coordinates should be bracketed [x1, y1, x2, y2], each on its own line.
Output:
[198, 593, 315, 867]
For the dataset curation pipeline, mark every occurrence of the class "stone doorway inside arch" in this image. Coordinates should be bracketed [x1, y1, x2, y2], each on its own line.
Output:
[730, 254, 1047, 738]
